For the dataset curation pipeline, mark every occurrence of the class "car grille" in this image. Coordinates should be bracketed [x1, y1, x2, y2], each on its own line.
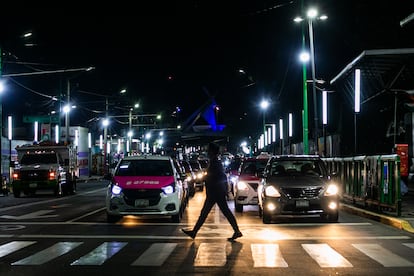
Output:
[123, 189, 161, 206]
[281, 187, 322, 199]
[248, 183, 259, 192]
[20, 170, 49, 181]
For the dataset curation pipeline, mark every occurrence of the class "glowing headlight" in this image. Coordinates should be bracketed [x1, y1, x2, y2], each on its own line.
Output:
[197, 172, 203, 179]
[237, 181, 249, 191]
[265, 186, 281, 197]
[325, 184, 338, 196]
[162, 185, 174, 194]
[111, 185, 122, 195]
[186, 176, 192, 182]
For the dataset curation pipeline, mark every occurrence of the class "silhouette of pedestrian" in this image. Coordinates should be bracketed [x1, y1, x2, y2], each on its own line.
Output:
[182, 142, 242, 241]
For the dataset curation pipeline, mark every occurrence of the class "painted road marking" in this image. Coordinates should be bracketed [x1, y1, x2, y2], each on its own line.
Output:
[194, 243, 226, 266]
[352, 243, 414, 267]
[132, 243, 177, 266]
[0, 241, 36, 258]
[251, 244, 288, 267]
[71, 241, 127, 265]
[11, 242, 83, 265]
[302, 243, 353, 267]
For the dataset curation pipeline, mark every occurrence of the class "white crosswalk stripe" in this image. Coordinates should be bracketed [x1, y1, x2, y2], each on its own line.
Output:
[71, 242, 127, 266]
[302, 243, 353, 267]
[352, 243, 414, 267]
[132, 243, 177, 266]
[251, 244, 288, 267]
[1, 240, 414, 268]
[11, 242, 83, 265]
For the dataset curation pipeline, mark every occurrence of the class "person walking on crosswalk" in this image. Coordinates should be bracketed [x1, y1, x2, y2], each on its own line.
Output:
[182, 142, 243, 241]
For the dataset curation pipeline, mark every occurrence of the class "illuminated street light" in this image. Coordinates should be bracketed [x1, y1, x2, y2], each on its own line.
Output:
[260, 99, 270, 147]
[295, 7, 327, 154]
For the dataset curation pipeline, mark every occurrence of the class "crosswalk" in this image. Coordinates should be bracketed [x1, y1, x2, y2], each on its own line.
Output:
[1, 240, 414, 268]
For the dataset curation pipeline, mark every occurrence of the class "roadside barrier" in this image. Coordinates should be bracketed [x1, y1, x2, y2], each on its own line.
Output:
[323, 154, 401, 216]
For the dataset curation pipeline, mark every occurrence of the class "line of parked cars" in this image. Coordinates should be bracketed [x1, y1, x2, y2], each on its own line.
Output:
[105, 152, 339, 224]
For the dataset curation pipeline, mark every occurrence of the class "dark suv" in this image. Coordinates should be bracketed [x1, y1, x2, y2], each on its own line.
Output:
[258, 155, 339, 223]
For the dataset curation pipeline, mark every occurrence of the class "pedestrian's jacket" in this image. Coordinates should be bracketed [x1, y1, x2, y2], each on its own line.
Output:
[205, 157, 228, 197]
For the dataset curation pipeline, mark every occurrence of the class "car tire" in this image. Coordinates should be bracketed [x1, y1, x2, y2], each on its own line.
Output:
[324, 211, 339, 222]
[107, 213, 121, 223]
[13, 188, 21, 198]
[235, 202, 243, 213]
[171, 212, 181, 223]
[262, 210, 272, 224]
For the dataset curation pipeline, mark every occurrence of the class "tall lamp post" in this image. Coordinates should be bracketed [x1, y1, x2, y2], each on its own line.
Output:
[295, 8, 327, 154]
[260, 99, 270, 149]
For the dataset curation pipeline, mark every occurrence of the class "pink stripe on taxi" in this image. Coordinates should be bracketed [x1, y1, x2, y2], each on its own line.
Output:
[114, 176, 174, 189]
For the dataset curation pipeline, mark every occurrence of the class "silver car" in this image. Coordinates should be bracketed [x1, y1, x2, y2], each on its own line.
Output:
[258, 155, 339, 223]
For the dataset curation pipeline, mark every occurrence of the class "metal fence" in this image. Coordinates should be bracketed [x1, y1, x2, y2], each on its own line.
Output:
[323, 154, 402, 216]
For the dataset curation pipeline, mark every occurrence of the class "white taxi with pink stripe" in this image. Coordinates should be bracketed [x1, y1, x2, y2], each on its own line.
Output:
[105, 155, 186, 222]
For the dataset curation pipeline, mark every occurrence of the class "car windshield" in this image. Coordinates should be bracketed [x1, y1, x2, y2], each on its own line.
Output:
[20, 153, 58, 165]
[241, 159, 268, 175]
[116, 160, 173, 176]
[269, 160, 325, 177]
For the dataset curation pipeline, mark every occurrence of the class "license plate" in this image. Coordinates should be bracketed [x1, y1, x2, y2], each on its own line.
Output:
[295, 200, 309, 208]
[29, 183, 37, 188]
[135, 199, 149, 207]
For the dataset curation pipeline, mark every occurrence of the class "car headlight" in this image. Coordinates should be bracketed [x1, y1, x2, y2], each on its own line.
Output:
[111, 185, 122, 195]
[237, 181, 249, 191]
[197, 172, 203, 179]
[186, 175, 192, 182]
[265, 186, 281, 197]
[162, 184, 175, 195]
[324, 184, 338, 196]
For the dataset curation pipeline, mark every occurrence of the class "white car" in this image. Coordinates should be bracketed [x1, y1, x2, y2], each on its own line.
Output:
[106, 155, 186, 223]
[233, 156, 270, 212]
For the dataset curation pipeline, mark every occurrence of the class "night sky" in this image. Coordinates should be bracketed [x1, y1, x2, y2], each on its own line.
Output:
[1, 0, 413, 149]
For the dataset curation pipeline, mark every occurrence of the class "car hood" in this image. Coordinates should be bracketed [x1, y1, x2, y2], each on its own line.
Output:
[267, 176, 328, 188]
[113, 176, 175, 189]
[238, 175, 260, 181]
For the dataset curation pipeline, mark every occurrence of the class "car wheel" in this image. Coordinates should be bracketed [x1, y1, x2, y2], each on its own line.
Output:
[171, 212, 181, 223]
[235, 202, 243, 212]
[262, 210, 272, 224]
[107, 213, 121, 223]
[324, 211, 339, 222]
[13, 188, 21, 198]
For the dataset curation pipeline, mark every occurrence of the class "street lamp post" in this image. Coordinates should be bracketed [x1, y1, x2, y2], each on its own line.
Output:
[295, 8, 327, 155]
[260, 99, 270, 149]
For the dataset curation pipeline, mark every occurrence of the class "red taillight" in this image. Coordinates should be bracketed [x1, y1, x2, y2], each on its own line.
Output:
[13, 173, 20, 180]
[49, 171, 56, 180]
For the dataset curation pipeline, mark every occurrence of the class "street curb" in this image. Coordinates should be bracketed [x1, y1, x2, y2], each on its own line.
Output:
[341, 203, 414, 234]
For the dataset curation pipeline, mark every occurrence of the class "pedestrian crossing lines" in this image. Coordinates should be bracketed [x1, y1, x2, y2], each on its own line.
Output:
[1, 240, 414, 268]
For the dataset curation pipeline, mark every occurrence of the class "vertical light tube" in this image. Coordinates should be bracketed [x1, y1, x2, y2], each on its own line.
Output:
[34, 121, 38, 142]
[272, 124, 276, 143]
[88, 132, 92, 148]
[279, 119, 284, 140]
[355, 69, 361, 113]
[264, 130, 268, 146]
[99, 134, 103, 150]
[8, 116, 12, 140]
[55, 125, 59, 144]
[322, 90, 328, 125]
[288, 113, 293, 137]
[74, 129, 79, 147]
[267, 126, 272, 145]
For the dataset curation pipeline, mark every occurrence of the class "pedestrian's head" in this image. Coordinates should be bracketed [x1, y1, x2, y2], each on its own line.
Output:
[207, 142, 220, 157]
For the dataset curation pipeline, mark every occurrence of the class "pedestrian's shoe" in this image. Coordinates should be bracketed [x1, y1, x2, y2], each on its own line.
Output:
[228, 231, 243, 241]
[181, 228, 196, 239]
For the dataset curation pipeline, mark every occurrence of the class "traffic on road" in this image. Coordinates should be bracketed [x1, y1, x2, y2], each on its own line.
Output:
[1, 173, 414, 275]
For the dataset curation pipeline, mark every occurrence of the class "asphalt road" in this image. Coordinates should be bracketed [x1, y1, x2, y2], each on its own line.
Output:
[1, 179, 414, 275]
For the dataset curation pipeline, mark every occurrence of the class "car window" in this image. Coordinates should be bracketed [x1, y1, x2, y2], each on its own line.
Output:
[270, 160, 324, 177]
[116, 160, 173, 176]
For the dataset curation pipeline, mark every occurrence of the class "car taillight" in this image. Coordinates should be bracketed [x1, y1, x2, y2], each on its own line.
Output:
[13, 172, 20, 180]
[49, 171, 56, 180]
